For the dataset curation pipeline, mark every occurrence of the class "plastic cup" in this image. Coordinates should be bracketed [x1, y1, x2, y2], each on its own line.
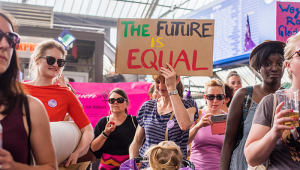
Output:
[276, 89, 299, 127]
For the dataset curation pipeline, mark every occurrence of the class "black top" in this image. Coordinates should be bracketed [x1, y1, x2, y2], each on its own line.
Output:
[92, 115, 138, 158]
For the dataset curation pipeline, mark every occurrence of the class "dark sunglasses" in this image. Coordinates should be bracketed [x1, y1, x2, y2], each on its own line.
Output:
[40, 56, 66, 67]
[108, 97, 128, 104]
[206, 94, 225, 100]
[0, 30, 20, 50]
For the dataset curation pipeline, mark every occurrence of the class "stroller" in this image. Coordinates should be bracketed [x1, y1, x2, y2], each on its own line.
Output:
[120, 157, 195, 170]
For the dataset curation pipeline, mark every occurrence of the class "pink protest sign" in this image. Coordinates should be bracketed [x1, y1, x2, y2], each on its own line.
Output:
[276, 1, 300, 43]
[69, 82, 151, 128]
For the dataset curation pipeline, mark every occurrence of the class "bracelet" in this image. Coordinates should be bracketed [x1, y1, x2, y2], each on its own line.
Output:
[102, 131, 109, 138]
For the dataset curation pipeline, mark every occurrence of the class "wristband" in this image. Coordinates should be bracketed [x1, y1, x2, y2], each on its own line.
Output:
[102, 131, 109, 138]
[168, 89, 178, 96]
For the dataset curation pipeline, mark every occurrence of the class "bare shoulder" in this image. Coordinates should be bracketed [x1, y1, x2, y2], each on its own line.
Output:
[22, 81, 34, 85]
[233, 87, 247, 102]
[27, 95, 49, 121]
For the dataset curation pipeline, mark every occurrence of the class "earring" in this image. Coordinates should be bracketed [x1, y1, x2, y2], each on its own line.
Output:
[109, 110, 112, 115]
[205, 100, 207, 105]
[125, 108, 128, 114]
[223, 101, 225, 106]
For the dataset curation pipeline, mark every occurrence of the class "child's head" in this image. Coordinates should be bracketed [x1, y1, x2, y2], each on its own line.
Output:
[145, 141, 182, 170]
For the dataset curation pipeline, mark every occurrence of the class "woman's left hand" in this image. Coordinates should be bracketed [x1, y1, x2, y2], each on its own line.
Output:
[160, 63, 177, 91]
[0, 149, 16, 170]
[64, 151, 80, 167]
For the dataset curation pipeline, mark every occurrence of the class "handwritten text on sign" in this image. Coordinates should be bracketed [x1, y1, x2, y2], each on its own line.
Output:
[115, 19, 214, 76]
[276, 1, 300, 42]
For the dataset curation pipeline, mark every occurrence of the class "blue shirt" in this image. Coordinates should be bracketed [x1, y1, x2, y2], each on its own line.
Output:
[137, 99, 198, 158]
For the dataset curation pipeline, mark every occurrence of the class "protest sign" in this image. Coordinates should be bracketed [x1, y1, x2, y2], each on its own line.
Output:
[115, 19, 214, 76]
[276, 1, 300, 42]
[69, 82, 151, 128]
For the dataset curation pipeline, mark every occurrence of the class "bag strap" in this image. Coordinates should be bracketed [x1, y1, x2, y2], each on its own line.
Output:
[131, 115, 136, 129]
[165, 111, 175, 141]
[265, 94, 277, 170]
[242, 86, 254, 121]
[24, 95, 31, 165]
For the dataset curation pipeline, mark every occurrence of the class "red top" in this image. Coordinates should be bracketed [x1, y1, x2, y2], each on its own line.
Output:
[23, 84, 90, 129]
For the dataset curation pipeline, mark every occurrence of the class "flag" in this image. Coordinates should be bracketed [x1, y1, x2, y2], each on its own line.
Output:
[244, 15, 256, 52]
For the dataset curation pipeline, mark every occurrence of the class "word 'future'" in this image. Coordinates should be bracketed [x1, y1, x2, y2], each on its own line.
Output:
[121, 21, 212, 38]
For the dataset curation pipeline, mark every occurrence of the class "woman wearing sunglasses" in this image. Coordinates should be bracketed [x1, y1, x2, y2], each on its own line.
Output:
[0, 11, 56, 169]
[187, 78, 226, 170]
[129, 63, 198, 169]
[91, 88, 138, 169]
[220, 40, 285, 170]
[23, 40, 94, 167]
[244, 33, 300, 169]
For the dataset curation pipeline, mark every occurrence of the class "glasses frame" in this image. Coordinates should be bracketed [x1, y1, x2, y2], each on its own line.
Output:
[206, 94, 225, 100]
[108, 97, 128, 104]
[40, 56, 66, 67]
[0, 30, 20, 50]
[290, 50, 300, 59]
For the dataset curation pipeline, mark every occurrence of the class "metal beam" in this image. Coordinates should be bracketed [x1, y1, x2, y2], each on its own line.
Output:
[158, 0, 190, 18]
[145, 0, 159, 18]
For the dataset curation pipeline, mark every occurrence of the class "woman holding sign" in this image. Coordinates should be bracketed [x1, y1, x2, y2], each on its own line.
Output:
[220, 40, 285, 170]
[0, 10, 56, 169]
[244, 32, 300, 169]
[129, 63, 198, 168]
[23, 40, 94, 167]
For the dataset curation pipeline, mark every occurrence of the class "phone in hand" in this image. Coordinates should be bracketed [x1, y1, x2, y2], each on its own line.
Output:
[211, 114, 227, 135]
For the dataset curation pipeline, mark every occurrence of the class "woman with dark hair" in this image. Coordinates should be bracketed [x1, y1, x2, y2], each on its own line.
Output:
[129, 63, 198, 169]
[220, 40, 285, 170]
[221, 84, 234, 113]
[23, 39, 94, 167]
[226, 71, 242, 94]
[0, 10, 56, 169]
[91, 88, 138, 170]
[245, 32, 300, 169]
[148, 84, 161, 100]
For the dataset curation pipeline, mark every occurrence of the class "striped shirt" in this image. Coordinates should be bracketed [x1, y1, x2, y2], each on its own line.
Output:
[137, 98, 198, 158]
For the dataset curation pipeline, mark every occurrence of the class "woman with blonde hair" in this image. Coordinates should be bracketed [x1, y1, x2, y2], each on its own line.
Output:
[145, 141, 182, 170]
[23, 39, 94, 167]
[244, 33, 300, 169]
[188, 78, 226, 170]
[0, 10, 56, 169]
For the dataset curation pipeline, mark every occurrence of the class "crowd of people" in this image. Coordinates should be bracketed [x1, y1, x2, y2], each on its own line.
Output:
[2, 9, 300, 170]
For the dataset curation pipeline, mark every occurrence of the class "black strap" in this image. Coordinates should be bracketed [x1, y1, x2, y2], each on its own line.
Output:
[24, 95, 31, 165]
[242, 86, 254, 121]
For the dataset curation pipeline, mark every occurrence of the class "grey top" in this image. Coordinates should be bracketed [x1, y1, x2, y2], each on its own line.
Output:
[230, 101, 258, 170]
[253, 94, 300, 170]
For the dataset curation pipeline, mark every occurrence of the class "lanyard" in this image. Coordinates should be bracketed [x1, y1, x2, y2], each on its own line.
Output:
[165, 111, 175, 141]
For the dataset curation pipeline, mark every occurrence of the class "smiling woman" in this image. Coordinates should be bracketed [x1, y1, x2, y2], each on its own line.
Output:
[22, 40, 94, 167]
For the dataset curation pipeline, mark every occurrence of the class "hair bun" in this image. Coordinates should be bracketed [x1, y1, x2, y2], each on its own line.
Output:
[228, 71, 237, 75]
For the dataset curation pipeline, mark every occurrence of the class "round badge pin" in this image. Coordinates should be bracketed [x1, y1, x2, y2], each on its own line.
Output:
[48, 99, 57, 108]
[167, 120, 175, 129]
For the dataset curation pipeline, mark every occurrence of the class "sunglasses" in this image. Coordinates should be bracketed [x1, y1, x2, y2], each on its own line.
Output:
[108, 97, 127, 104]
[40, 56, 66, 67]
[0, 30, 20, 50]
[206, 94, 225, 100]
[291, 50, 300, 59]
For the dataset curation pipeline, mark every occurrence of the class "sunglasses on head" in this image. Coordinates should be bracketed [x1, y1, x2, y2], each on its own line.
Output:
[108, 97, 127, 104]
[40, 56, 66, 67]
[0, 30, 20, 50]
[206, 94, 225, 100]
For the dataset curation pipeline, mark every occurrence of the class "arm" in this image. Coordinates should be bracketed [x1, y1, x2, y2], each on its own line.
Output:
[220, 88, 245, 170]
[129, 125, 145, 159]
[65, 124, 94, 167]
[187, 113, 213, 145]
[91, 120, 116, 152]
[1, 96, 57, 170]
[161, 63, 194, 131]
[245, 102, 294, 166]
